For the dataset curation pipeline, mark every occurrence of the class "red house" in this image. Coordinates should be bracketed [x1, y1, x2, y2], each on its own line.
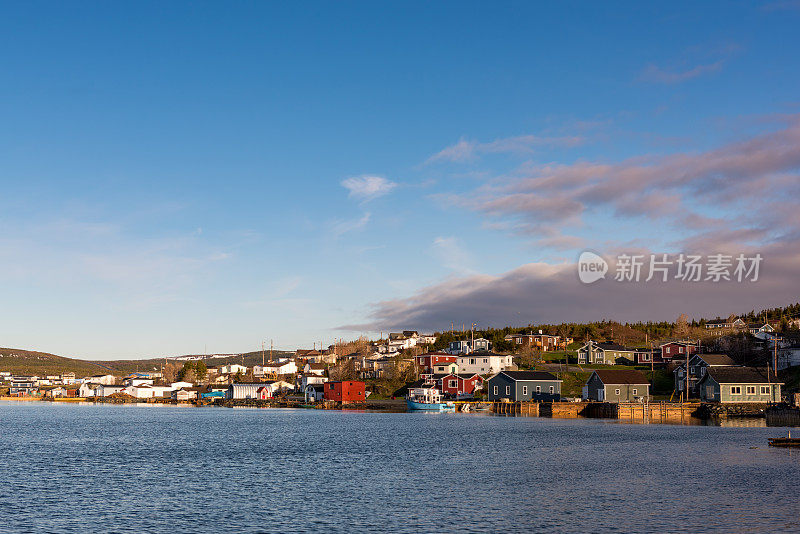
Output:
[257, 386, 271, 400]
[660, 342, 698, 363]
[324, 381, 366, 403]
[438, 373, 483, 397]
[414, 353, 457, 372]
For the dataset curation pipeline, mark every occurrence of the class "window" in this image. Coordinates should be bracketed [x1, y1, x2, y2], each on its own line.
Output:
[449, 380, 457, 388]
[493, 386, 498, 395]
[505, 386, 510, 395]
[632, 388, 638, 395]
[535, 385, 541, 393]
[615, 389, 621, 395]
[516, 338, 522, 344]
[470, 359, 475, 365]
[549, 385, 554, 394]
[730, 386, 742, 395]
[679, 347, 684, 353]
[522, 386, 528, 395]
[760, 386, 770, 395]
[483, 359, 488, 363]
[746, 386, 756, 395]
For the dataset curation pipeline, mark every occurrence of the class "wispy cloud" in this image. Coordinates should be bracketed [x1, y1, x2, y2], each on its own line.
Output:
[426, 134, 584, 164]
[431, 236, 475, 274]
[638, 43, 740, 84]
[341, 175, 397, 201]
[639, 60, 725, 84]
[330, 212, 371, 237]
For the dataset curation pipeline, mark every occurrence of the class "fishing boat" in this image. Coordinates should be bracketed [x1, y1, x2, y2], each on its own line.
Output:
[768, 430, 800, 448]
[406, 387, 455, 412]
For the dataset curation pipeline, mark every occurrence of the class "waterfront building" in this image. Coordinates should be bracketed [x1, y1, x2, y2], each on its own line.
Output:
[697, 367, 782, 403]
[486, 371, 561, 402]
[583, 370, 650, 402]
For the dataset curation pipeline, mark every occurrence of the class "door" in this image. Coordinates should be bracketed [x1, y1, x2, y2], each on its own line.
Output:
[597, 388, 605, 402]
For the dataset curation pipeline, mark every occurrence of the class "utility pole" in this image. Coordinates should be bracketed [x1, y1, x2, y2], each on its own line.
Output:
[262, 341, 265, 367]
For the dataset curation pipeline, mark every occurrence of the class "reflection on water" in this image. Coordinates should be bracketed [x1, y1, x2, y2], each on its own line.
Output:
[1, 401, 798, 533]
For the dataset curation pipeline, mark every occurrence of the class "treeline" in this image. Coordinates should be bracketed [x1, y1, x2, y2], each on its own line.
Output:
[429, 300, 800, 352]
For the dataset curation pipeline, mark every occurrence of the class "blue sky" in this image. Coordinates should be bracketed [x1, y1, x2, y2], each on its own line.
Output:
[2, 1, 799, 359]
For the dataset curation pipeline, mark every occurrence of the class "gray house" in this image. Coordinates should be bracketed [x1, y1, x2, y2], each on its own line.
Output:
[673, 353, 736, 397]
[486, 371, 561, 402]
[583, 370, 650, 402]
[697, 367, 782, 403]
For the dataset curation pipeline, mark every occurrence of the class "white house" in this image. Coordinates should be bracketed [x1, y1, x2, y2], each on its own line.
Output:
[419, 334, 437, 345]
[173, 388, 197, 401]
[78, 383, 98, 398]
[302, 363, 326, 376]
[170, 381, 193, 390]
[299, 374, 328, 390]
[456, 353, 514, 375]
[123, 377, 154, 387]
[255, 360, 298, 377]
[96, 385, 125, 397]
[84, 374, 116, 386]
[124, 385, 173, 399]
[220, 364, 248, 375]
[305, 384, 325, 402]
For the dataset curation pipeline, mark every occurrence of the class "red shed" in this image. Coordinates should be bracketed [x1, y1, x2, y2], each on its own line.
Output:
[257, 386, 271, 400]
[324, 381, 366, 403]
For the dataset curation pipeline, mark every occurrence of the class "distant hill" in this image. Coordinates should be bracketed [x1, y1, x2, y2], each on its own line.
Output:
[0, 348, 111, 376]
[0, 347, 294, 377]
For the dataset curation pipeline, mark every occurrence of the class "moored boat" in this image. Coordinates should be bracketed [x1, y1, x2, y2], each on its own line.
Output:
[768, 430, 800, 447]
[406, 387, 455, 412]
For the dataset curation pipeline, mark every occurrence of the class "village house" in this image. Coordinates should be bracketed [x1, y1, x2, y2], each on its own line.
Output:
[96, 384, 125, 397]
[305, 383, 325, 402]
[323, 381, 366, 403]
[387, 331, 419, 351]
[60, 372, 78, 385]
[583, 370, 650, 403]
[124, 385, 173, 399]
[10, 378, 38, 396]
[659, 341, 699, 364]
[123, 376, 154, 387]
[704, 317, 746, 335]
[78, 382, 98, 398]
[778, 343, 800, 371]
[486, 371, 562, 402]
[577, 341, 638, 365]
[508, 332, 563, 351]
[254, 360, 298, 378]
[436, 373, 483, 398]
[448, 340, 471, 355]
[297, 373, 327, 391]
[302, 363, 326, 376]
[457, 353, 514, 375]
[219, 364, 248, 375]
[173, 388, 197, 401]
[414, 353, 457, 373]
[84, 374, 117, 386]
[748, 323, 775, 335]
[431, 361, 459, 375]
[697, 367, 782, 403]
[673, 354, 737, 398]
[418, 334, 437, 345]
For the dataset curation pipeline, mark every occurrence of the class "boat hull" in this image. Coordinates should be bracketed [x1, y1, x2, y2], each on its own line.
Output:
[406, 399, 455, 411]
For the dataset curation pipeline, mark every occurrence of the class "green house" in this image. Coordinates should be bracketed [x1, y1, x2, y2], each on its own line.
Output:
[697, 367, 782, 403]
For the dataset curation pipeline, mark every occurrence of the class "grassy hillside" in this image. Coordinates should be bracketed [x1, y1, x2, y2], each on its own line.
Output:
[0, 348, 109, 376]
[0, 347, 294, 377]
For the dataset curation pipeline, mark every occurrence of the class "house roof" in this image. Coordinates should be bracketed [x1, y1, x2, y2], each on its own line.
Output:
[592, 370, 650, 385]
[499, 370, 559, 381]
[705, 367, 783, 385]
[696, 354, 736, 366]
[596, 342, 635, 352]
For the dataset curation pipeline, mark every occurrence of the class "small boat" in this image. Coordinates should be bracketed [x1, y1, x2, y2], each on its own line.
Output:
[768, 430, 800, 448]
[406, 387, 455, 412]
